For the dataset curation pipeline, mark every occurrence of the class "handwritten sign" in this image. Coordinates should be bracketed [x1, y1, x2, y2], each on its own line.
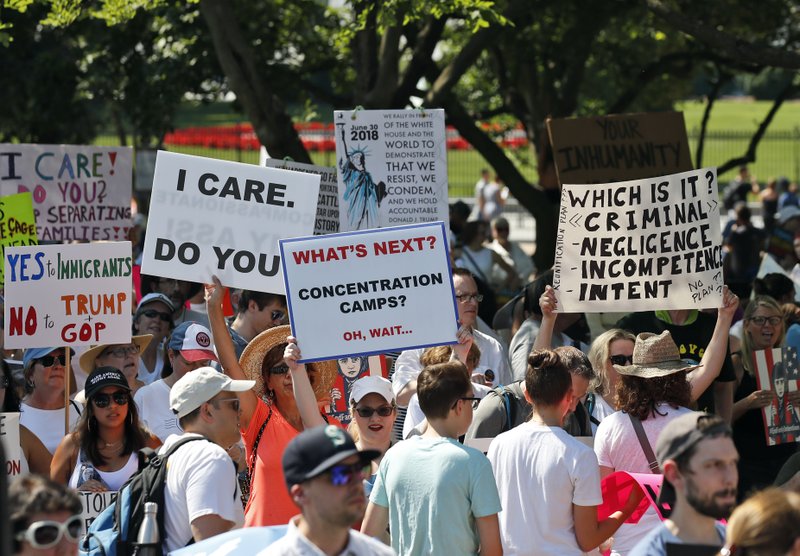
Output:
[79, 491, 117, 532]
[0, 145, 132, 242]
[0, 192, 38, 286]
[265, 158, 339, 235]
[754, 346, 800, 446]
[280, 222, 458, 362]
[141, 151, 320, 294]
[553, 168, 723, 312]
[333, 109, 449, 231]
[546, 112, 693, 185]
[4, 242, 133, 348]
[1, 412, 23, 478]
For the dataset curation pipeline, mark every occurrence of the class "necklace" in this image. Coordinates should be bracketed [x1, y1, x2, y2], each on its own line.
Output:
[99, 440, 123, 450]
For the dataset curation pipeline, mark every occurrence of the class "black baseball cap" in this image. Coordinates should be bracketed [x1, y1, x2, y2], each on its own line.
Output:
[282, 425, 380, 489]
[84, 366, 130, 400]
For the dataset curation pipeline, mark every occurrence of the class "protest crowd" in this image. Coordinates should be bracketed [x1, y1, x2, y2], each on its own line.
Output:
[3, 120, 800, 556]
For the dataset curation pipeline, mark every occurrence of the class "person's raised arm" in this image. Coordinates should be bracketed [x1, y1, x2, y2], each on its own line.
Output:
[284, 337, 326, 429]
[533, 285, 557, 351]
[205, 277, 258, 430]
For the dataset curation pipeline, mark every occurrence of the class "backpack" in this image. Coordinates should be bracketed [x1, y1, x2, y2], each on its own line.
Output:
[79, 436, 205, 556]
[494, 385, 518, 433]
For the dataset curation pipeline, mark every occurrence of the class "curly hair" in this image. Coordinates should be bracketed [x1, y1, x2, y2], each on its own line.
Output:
[615, 371, 691, 420]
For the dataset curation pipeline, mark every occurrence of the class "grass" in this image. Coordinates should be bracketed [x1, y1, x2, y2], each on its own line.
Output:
[677, 99, 800, 133]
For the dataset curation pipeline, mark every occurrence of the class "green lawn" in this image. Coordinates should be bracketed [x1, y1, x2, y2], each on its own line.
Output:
[677, 99, 800, 133]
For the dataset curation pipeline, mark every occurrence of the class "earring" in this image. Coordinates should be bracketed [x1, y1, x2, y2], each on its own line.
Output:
[127, 411, 134, 425]
[25, 378, 35, 391]
[265, 388, 275, 404]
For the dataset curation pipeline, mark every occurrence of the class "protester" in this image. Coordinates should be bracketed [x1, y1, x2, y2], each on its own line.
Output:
[206, 277, 338, 527]
[134, 321, 218, 441]
[724, 202, 766, 299]
[477, 172, 505, 223]
[228, 289, 288, 359]
[51, 367, 160, 491]
[488, 216, 536, 286]
[585, 328, 636, 432]
[455, 220, 519, 298]
[760, 177, 780, 233]
[78, 334, 153, 396]
[131, 292, 175, 384]
[731, 295, 800, 496]
[19, 347, 81, 455]
[161, 367, 251, 552]
[392, 268, 510, 403]
[10, 474, 83, 556]
[362, 361, 502, 556]
[488, 349, 641, 555]
[721, 488, 800, 556]
[629, 412, 738, 555]
[139, 274, 208, 327]
[594, 331, 697, 555]
[262, 425, 394, 555]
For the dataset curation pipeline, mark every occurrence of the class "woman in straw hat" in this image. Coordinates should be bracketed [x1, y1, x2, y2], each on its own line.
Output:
[78, 334, 154, 397]
[205, 277, 338, 527]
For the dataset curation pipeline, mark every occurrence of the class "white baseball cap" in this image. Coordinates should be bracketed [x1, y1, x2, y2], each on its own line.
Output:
[170, 367, 255, 418]
[349, 376, 394, 405]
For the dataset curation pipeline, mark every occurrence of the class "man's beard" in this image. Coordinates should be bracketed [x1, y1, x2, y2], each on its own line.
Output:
[685, 477, 736, 520]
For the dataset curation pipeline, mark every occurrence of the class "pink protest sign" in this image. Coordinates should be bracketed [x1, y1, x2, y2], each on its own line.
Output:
[598, 471, 671, 523]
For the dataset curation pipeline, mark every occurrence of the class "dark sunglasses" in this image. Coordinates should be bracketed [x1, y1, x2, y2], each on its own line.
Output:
[92, 391, 130, 408]
[15, 515, 82, 549]
[142, 309, 172, 322]
[271, 309, 286, 322]
[609, 354, 634, 366]
[355, 405, 394, 418]
[38, 354, 66, 367]
[327, 462, 370, 486]
[270, 364, 290, 375]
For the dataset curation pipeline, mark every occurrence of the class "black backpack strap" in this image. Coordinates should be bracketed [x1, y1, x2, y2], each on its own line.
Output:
[629, 414, 660, 473]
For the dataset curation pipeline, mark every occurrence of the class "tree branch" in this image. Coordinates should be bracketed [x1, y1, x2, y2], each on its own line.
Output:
[695, 69, 731, 167]
[393, 17, 446, 106]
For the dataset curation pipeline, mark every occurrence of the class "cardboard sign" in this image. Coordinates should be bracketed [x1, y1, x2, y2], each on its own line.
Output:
[598, 471, 670, 523]
[547, 111, 692, 185]
[4, 242, 133, 348]
[754, 347, 800, 446]
[141, 151, 320, 294]
[553, 167, 723, 312]
[1, 412, 24, 478]
[0, 192, 38, 287]
[79, 491, 117, 532]
[265, 158, 339, 235]
[280, 222, 458, 362]
[0, 145, 133, 242]
[333, 109, 449, 231]
[326, 355, 387, 424]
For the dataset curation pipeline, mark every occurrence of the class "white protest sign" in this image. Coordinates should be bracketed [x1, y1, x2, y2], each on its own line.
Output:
[280, 222, 458, 362]
[142, 151, 320, 294]
[1, 412, 24, 477]
[80, 491, 117, 532]
[265, 158, 339, 235]
[333, 109, 449, 231]
[4, 242, 133, 348]
[553, 167, 723, 312]
[0, 145, 133, 242]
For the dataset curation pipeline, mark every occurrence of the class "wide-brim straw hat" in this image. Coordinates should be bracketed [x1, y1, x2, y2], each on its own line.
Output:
[613, 330, 699, 379]
[79, 334, 153, 374]
[239, 325, 337, 401]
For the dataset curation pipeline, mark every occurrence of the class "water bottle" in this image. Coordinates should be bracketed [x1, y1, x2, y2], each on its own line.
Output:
[133, 502, 159, 556]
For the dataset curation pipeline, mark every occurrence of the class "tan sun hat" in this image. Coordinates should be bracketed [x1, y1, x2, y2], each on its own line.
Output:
[79, 334, 153, 374]
[238, 325, 337, 400]
[613, 330, 699, 379]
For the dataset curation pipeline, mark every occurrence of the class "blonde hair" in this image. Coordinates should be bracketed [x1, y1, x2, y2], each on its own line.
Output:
[587, 328, 635, 396]
[741, 296, 785, 376]
[420, 343, 481, 371]
[724, 488, 800, 555]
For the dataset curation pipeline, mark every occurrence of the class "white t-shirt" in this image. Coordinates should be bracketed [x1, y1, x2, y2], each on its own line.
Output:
[137, 346, 165, 385]
[594, 404, 692, 555]
[487, 421, 603, 556]
[19, 402, 81, 454]
[161, 433, 244, 553]
[259, 515, 395, 555]
[392, 328, 511, 394]
[402, 382, 492, 440]
[589, 394, 616, 435]
[134, 379, 181, 442]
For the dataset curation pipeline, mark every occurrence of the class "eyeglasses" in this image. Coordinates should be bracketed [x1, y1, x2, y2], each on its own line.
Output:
[452, 396, 481, 409]
[355, 405, 394, 418]
[271, 309, 286, 322]
[37, 354, 66, 367]
[270, 364, 289, 375]
[213, 398, 240, 412]
[142, 309, 172, 322]
[15, 515, 82, 549]
[92, 391, 130, 408]
[455, 293, 483, 303]
[326, 462, 370, 486]
[103, 345, 139, 358]
[609, 354, 634, 366]
[749, 316, 782, 326]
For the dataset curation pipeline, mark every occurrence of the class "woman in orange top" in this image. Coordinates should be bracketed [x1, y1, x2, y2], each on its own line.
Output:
[205, 278, 338, 526]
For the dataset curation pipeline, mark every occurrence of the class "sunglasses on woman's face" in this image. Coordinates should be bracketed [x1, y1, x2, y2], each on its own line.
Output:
[142, 309, 172, 322]
[269, 364, 290, 375]
[355, 405, 394, 418]
[15, 515, 82, 549]
[609, 354, 634, 366]
[92, 391, 130, 408]
[326, 462, 370, 486]
[37, 353, 66, 367]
